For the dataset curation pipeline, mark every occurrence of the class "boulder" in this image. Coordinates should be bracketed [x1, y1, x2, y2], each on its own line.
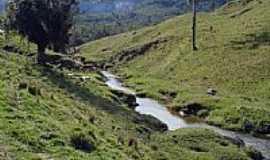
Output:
[180, 102, 207, 116]
[133, 114, 168, 132]
[256, 124, 270, 134]
[111, 90, 138, 108]
[224, 136, 245, 148]
[207, 88, 217, 96]
[179, 111, 186, 117]
[243, 120, 255, 132]
[126, 94, 138, 107]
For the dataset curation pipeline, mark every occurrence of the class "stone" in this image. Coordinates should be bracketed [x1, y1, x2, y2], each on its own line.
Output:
[224, 136, 245, 148]
[133, 114, 168, 132]
[243, 120, 254, 132]
[179, 111, 186, 117]
[111, 90, 138, 108]
[180, 102, 206, 115]
[207, 88, 217, 96]
[256, 124, 270, 134]
[125, 94, 138, 107]
[18, 82, 28, 90]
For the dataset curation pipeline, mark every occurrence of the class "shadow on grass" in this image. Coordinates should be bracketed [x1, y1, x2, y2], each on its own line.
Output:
[230, 31, 270, 50]
[34, 65, 167, 132]
[36, 66, 125, 115]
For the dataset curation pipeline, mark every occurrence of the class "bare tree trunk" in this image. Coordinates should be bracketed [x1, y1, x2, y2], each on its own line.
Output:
[210, 0, 216, 11]
[192, 0, 198, 51]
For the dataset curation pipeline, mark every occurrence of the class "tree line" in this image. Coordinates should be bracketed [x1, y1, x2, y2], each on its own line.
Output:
[4, 0, 241, 64]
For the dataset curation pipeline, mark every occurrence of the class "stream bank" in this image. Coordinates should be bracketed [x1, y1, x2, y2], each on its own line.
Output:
[101, 71, 270, 159]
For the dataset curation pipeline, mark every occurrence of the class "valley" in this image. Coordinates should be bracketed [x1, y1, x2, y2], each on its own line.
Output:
[0, 0, 269, 159]
[82, 0, 270, 140]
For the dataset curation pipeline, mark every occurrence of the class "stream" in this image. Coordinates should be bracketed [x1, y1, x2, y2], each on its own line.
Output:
[101, 71, 270, 159]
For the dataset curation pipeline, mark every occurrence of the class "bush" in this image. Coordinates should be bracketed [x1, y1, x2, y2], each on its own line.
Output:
[70, 133, 95, 153]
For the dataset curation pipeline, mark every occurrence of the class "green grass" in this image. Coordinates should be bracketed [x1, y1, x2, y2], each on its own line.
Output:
[149, 128, 251, 160]
[0, 52, 141, 159]
[0, 36, 255, 159]
[81, 0, 270, 134]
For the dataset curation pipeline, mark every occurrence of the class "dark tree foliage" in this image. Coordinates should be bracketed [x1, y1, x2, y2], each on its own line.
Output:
[6, 0, 79, 64]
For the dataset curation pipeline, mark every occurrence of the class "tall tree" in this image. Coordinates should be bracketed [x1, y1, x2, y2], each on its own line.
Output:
[6, 0, 79, 64]
[192, 0, 198, 51]
[189, 0, 217, 51]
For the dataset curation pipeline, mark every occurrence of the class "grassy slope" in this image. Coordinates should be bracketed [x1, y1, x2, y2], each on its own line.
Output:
[0, 36, 253, 159]
[81, 0, 270, 133]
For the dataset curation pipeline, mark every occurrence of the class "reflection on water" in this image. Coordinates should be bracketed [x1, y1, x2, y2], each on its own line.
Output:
[101, 71, 270, 158]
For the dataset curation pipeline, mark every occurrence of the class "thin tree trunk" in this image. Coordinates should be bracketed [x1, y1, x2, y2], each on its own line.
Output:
[192, 0, 198, 51]
[37, 45, 46, 64]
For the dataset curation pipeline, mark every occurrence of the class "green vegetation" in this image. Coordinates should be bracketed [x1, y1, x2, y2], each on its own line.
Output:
[0, 0, 268, 159]
[73, 0, 224, 45]
[0, 24, 255, 160]
[81, 0, 270, 134]
[6, 0, 78, 63]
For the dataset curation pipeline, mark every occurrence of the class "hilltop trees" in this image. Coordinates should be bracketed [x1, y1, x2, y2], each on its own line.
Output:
[6, 0, 79, 64]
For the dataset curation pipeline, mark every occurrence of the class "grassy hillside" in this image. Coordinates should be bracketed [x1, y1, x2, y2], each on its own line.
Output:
[81, 0, 270, 135]
[74, 0, 226, 44]
[0, 35, 255, 159]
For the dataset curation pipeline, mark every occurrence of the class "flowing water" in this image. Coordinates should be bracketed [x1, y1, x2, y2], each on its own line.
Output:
[101, 71, 270, 159]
